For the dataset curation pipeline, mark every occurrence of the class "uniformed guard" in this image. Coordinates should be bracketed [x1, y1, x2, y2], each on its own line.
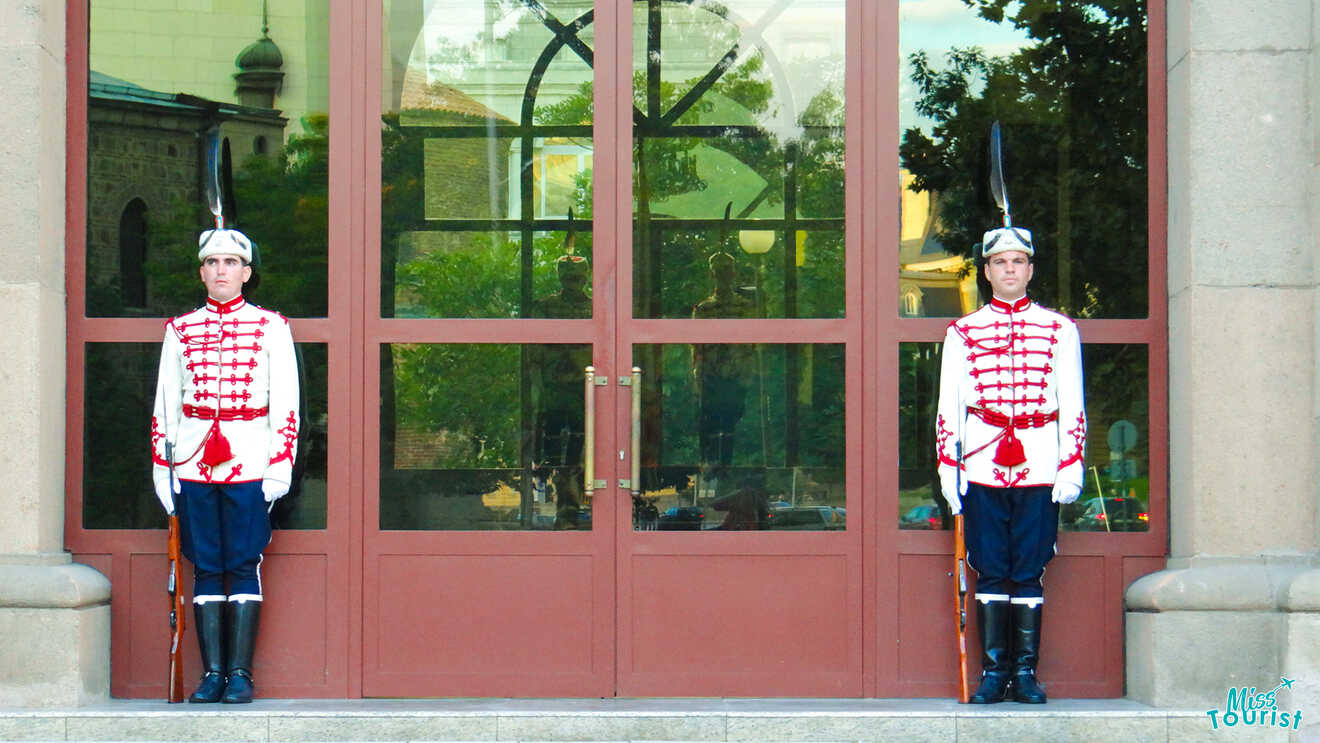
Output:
[151, 227, 299, 704]
[935, 225, 1087, 704]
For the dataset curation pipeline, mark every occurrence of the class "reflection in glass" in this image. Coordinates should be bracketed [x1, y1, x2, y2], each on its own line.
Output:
[897, 0, 1148, 319]
[87, 1, 330, 318]
[272, 344, 330, 530]
[898, 342, 1150, 533]
[633, 0, 846, 320]
[84, 342, 329, 530]
[384, 1, 595, 319]
[381, 343, 592, 530]
[632, 343, 845, 532]
[389, 229, 592, 318]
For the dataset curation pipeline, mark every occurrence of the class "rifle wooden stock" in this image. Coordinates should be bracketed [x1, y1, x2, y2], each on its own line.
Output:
[954, 514, 970, 703]
[166, 515, 186, 703]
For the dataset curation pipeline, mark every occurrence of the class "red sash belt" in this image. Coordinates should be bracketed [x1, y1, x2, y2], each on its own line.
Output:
[183, 404, 269, 421]
[965, 407, 1058, 467]
[967, 407, 1057, 429]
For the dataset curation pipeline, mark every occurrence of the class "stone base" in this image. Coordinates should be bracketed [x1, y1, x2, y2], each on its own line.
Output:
[0, 553, 111, 707]
[1126, 559, 1320, 716]
[1125, 610, 1284, 708]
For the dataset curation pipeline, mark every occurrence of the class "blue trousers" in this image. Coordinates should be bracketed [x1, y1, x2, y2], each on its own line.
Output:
[176, 480, 271, 599]
[962, 483, 1058, 599]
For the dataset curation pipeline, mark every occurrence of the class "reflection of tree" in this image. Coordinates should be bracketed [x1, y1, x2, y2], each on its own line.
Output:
[392, 344, 521, 469]
[144, 118, 331, 318]
[899, 0, 1147, 318]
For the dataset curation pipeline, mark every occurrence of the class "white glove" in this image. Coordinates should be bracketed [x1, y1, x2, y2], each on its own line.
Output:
[1051, 482, 1081, 504]
[153, 471, 180, 514]
[941, 482, 962, 515]
[262, 478, 290, 503]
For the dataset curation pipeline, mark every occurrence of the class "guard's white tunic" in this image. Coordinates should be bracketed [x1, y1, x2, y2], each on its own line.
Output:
[936, 295, 1086, 493]
[151, 295, 299, 486]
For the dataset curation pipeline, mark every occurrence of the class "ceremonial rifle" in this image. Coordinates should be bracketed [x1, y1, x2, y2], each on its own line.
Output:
[162, 402, 186, 703]
[953, 442, 970, 703]
[166, 513, 185, 703]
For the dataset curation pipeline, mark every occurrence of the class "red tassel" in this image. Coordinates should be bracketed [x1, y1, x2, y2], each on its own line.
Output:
[994, 430, 1027, 467]
[200, 420, 234, 467]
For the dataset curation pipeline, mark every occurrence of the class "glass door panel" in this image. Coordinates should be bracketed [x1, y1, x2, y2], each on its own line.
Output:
[632, 343, 845, 531]
[380, 342, 592, 530]
[383, 0, 596, 319]
[632, 0, 847, 320]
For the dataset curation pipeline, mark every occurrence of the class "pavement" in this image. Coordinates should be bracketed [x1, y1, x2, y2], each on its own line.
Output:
[2, 696, 1299, 743]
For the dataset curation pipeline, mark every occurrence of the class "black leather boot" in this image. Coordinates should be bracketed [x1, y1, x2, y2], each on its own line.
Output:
[968, 598, 1013, 704]
[188, 601, 226, 703]
[1011, 601, 1047, 703]
[221, 600, 260, 704]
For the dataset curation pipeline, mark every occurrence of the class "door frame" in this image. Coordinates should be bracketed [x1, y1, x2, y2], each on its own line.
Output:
[63, 0, 1166, 700]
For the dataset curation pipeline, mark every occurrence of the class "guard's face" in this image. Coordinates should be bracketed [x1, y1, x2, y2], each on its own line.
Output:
[199, 254, 252, 303]
[984, 250, 1033, 301]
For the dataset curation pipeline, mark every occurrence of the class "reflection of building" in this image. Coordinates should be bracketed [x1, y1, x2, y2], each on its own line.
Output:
[399, 73, 514, 220]
[86, 72, 286, 314]
[897, 170, 977, 317]
[88, 0, 328, 138]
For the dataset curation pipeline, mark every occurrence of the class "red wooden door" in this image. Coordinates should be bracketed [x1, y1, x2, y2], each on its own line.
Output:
[359, 0, 869, 697]
[609, 0, 865, 696]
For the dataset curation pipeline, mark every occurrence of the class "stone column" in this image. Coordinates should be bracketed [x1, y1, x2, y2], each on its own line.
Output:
[0, 0, 111, 706]
[1126, 0, 1319, 720]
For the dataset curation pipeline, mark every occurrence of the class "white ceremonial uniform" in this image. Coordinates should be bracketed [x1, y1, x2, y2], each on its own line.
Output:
[936, 295, 1086, 497]
[151, 294, 300, 488]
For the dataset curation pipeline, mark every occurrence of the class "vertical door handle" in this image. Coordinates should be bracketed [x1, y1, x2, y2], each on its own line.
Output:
[584, 365, 596, 498]
[630, 366, 642, 497]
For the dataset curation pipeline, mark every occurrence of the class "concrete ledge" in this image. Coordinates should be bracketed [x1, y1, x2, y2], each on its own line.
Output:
[0, 698, 1229, 743]
[0, 557, 110, 610]
[1283, 567, 1320, 611]
[1126, 558, 1314, 611]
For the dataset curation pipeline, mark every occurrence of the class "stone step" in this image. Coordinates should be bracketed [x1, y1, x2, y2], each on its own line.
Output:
[0, 698, 1288, 743]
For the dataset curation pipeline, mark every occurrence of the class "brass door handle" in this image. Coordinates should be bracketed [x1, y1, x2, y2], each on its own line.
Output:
[630, 367, 641, 496]
[584, 365, 596, 498]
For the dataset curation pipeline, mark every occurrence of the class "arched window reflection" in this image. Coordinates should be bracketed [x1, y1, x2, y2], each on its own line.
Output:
[118, 198, 148, 308]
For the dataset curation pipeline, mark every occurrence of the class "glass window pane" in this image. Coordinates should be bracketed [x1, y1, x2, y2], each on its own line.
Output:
[898, 342, 1150, 533]
[898, 1, 1148, 319]
[633, 0, 847, 320]
[84, 342, 328, 530]
[87, 1, 330, 318]
[384, 1, 595, 319]
[83, 343, 160, 529]
[381, 343, 593, 531]
[388, 229, 593, 318]
[632, 343, 845, 532]
[1064, 344, 1151, 533]
[272, 343, 329, 530]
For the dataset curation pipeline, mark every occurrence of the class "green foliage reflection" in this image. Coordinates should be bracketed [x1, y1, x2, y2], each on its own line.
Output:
[900, 0, 1147, 318]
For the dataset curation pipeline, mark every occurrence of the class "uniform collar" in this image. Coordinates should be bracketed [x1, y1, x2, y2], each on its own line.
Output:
[989, 295, 1031, 313]
[206, 295, 246, 315]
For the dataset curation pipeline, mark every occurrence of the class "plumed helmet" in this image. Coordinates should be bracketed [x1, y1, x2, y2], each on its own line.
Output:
[981, 227, 1033, 258]
[197, 228, 253, 264]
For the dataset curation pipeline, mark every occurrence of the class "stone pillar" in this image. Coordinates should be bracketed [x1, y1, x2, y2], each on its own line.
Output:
[1126, 0, 1319, 720]
[0, 0, 111, 706]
